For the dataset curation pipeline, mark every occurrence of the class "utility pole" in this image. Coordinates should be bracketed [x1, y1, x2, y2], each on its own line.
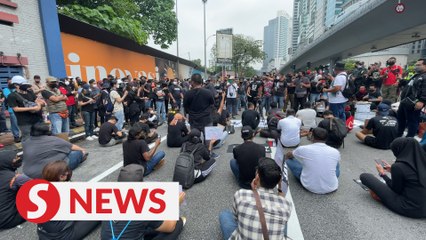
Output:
[203, 0, 207, 79]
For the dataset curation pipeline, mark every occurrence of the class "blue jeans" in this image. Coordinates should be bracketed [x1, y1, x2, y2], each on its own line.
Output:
[329, 103, 346, 121]
[9, 111, 20, 138]
[82, 111, 95, 137]
[156, 101, 166, 123]
[286, 158, 340, 180]
[114, 110, 125, 131]
[65, 150, 83, 170]
[144, 99, 152, 110]
[262, 96, 272, 113]
[49, 112, 69, 135]
[219, 209, 238, 240]
[237, 95, 247, 111]
[68, 105, 77, 126]
[274, 96, 285, 109]
[144, 150, 165, 176]
[230, 159, 250, 189]
[213, 131, 228, 149]
[310, 93, 320, 104]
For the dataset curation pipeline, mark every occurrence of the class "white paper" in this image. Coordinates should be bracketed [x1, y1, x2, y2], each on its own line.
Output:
[205, 126, 223, 140]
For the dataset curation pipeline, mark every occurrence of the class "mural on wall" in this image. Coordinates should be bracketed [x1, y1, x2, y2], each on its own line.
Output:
[61, 33, 157, 81]
[155, 58, 177, 79]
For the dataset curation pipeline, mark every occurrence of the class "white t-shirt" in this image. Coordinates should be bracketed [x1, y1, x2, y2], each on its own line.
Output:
[296, 109, 317, 129]
[293, 142, 340, 194]
[328, 72, 348, 104]
[110, 90, 123, 113]
[226, 83, 238, 98]
[277, 116, 301, 147]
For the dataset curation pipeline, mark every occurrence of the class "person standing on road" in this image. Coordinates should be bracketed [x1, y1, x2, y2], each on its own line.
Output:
[219, 157, 292, 240]
[397, 59, 426, 138]
[360, 138, 426, 218]
[226, 76, 239, 118]
[42, 77, 70, 135]
[380, 57, 403, 103]
[273, 74, 287, 109]
[323, 62, 348, 121]
[110, 80, 128, 131]
[293, 71, 310, 111]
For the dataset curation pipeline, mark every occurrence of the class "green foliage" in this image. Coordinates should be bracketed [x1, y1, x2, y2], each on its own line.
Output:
[57, 0, 177, 48]
[343, 59, 357, 72]
[191, 59, 203, 67]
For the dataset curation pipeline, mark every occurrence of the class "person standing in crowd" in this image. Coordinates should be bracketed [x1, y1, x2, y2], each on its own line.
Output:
[78, 84, 97, 141]
[7, 76, 44, 142]
[356, 103, 398, 149]
[293, 71, 310, 111]
[183, 73, 215, 139]
[42, 77, 69, 135]
[262, 75, 274, 114]
[0, 151, 30, 230]
[237, 78, 248, 111]
[89, 79, 101, 130]
[0, 87, 9, 134]
[246, 76, 263, 108]
[380, 57, 403, 103]
[154, 81, 166, 125]
[38, 160, 100, 239]
[360, 138, 426, 218]
[123, 124, 165, 176]
[219, 157, 292, 240]
[65, 77, 79, 128]
[397, 59, 426, 138]
[284, 73, 296, 111]
[169, 78, 184, 110]
[110, 80, 128, 131]
[309, 70, 322, 104]
[226, 76, 239, 118]
[273, 74, 287, 109]
[2, 78, 20, 142]
[286, 127, 341, 194]
[98, 116, 125, 147]
[323, 62, 348, 121]
[23, 122, 87, 179]
[31, 75, 45, 98]
[230, 126, 266, 189]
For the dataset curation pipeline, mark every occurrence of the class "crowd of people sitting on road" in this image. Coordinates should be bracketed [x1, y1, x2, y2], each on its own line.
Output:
[0, 57, 426, 239]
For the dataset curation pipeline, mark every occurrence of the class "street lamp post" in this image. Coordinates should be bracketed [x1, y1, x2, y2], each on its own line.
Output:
[202, 0, 207, 79]
[176, 0, 180, 79]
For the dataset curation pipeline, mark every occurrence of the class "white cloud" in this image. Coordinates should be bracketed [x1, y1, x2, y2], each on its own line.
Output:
[148, 0, 294, 70]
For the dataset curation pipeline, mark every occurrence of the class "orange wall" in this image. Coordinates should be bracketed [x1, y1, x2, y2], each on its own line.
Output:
[61, 33, 157, 81]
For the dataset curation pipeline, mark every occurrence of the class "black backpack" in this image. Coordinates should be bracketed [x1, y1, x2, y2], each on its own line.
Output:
[341, 74, 356, 99]
[173, 144, 199, 189]
[328, 118, 348, 148]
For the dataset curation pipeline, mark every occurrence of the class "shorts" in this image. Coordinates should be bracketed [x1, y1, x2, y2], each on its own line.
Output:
[364, 136, 378, 148]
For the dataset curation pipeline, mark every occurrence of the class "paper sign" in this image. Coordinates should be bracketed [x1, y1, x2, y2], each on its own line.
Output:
[205, 126, 223, 140]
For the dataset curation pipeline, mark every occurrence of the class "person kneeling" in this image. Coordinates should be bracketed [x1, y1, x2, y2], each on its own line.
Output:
[167, 113, 189, 148]
[181, 129, 216, 184]
[356, 103, 398, 150]
[98, 116, 126, 147]
[285, 127, 341, 194]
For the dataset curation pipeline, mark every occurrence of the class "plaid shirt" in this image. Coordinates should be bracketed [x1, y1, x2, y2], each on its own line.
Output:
[230, 187, 292, 240]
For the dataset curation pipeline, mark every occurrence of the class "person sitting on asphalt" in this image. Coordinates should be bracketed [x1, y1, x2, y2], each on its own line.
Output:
[37, 160, 100, 239]
[181, 129, 217, 184]
[356, 103, 398, 150]
[0, 151, 30, 230]
[167, 113, 189, 148]
[22, 122, 88, 179]
[98, 115, 125, 147]
[135, 113, 159, 144]
[241, 102, 261, 130]
[317, 110, 346, 149]
[123, 124, 165, 176]
[267, 101, 281, 117]
[296, 102, 317, 130]
[362, 84, 383, 104]
[360, 137, 426, 218]
[101, 164, 186, 240]
[219, 157, 292, 240]
[285, 127, 341, 194]
[230, 126, 266, 189]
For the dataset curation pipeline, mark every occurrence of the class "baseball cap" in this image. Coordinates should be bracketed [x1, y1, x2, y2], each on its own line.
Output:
[241, 125, 254, 140]
[46, 76, 58, 83]
[117, 164, 144, 182]
[11, 75, 29, 85]
[377, 103, 390, 116]
[82, 83, 90, 90]
[334, 61, 345, 70]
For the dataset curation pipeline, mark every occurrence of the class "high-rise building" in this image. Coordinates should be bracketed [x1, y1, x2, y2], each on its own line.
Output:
[263, 11, 291, 71]
[325, 0, 346, 28]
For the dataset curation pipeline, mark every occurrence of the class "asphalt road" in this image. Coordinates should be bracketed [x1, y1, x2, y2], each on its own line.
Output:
[2, 120, 426, 240]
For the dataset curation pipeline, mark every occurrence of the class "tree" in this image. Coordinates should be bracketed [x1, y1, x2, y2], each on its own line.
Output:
[57, 0, 177, 48]
[211, 34, 265, 77]
[191, 59, 202, 67]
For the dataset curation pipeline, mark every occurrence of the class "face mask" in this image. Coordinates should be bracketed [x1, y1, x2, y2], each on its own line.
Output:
[49, 83, 58, 88]
[65, 81, 70, 86]
[132, 87, 137, 91]
[8, 83, 16, 89]
[173, 82, 177, 85]
[387, 61, 395, 66]
[414, 66, 423, 74]
[19, 84, 31, 91]
[369, 89, 375, 93]
[157, 85, 161, 88]
[35, 80, 40, 83]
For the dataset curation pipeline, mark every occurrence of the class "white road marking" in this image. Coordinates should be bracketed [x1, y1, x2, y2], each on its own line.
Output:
[88, 135, 167, 182]
[271, 146, 304, 240]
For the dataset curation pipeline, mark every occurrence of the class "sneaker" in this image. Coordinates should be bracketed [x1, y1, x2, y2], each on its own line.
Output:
[211, 152, 220, 159]
[94, 127, 100, 132]
[86, 136, 94, 141]
[181, 217, 187, 226]
[154, 159, 166, 170]
[91, 135, 98, 139]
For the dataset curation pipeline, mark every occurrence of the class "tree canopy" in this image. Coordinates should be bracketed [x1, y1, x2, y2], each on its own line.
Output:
[57, 0, 177, 48]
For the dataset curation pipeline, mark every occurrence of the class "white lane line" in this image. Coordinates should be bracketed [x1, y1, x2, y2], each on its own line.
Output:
[88, 135, 167, 182]
[271, 146, 304, 240]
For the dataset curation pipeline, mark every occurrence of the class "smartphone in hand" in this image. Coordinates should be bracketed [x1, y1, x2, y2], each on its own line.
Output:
[374, 159, 386, 168]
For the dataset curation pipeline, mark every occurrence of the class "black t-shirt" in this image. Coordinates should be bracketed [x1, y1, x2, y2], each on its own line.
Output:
[78, 92, 95, 112]
[286, 77, 295, 94]
[249, 81, 263, 97]
[98, 122, 119, 145]
[154, 87, 165, 101]
[123, 139, 150, 169]
[242, 109, 260, 130]
[7, 91, 42, 126]
[274, 80, 287, 97]
[167, 121, 189, 147]
[169, 84, 183, 100]
[213, 110, 230, 127]
[181, 142, 210, 170]
[366, 115, 398, 149]
[183, 88, 214, 127]
[101, 220, 163, 240]
[367, 91, 381, 101]
[233, 141, 266, 185]
[37, 221, 75, 240]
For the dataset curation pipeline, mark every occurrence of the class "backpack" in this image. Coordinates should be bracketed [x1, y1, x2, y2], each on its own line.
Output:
[173, 144, 199, 189]
[99, 90, 114, 113]
[328, 118, 348, 148]
[341, 73, 356, 99]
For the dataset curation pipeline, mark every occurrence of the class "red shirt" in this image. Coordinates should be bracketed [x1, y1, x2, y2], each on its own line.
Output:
[380, 65, 403, 86]
[59, 86, 76, 106]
